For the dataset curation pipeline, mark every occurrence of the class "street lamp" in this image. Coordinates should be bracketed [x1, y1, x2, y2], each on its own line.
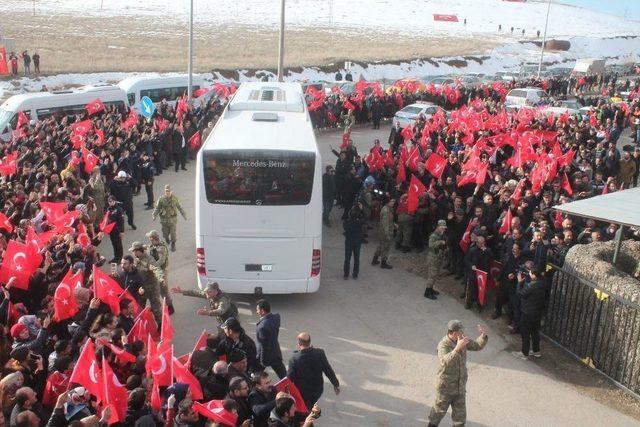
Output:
[537, 0, 551, 78]
[188, 0, 194, 102]
[277, 0, 285, 82]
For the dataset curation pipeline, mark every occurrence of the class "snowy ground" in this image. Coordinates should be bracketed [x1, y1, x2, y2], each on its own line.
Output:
[5, 0, 640, 38]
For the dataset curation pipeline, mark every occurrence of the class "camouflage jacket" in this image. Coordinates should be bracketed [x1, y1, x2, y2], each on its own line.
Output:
[153, 194, 186, 221]
[379, 205, 394, 238]
[434, 333, 488, 395]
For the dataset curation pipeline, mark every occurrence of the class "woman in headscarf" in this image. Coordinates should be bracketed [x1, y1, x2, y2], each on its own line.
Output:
[0, 372, 24, 418]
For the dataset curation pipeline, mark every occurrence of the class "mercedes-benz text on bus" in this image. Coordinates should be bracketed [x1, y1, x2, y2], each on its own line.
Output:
[195, 82, 322, 294]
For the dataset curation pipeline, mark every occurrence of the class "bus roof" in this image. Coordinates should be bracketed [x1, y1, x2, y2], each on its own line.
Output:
[1, 85, 124, 112]
[202, 82, 316, 153]
[117, 74, 206, 91]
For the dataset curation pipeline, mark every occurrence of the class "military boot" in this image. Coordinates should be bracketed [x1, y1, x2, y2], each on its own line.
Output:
[171, 241, 176, 252]
[380, 260, 393, 269]
[371, 255, 380, 265]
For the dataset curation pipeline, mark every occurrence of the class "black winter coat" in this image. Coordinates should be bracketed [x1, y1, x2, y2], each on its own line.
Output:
[256, 313, 283, 367]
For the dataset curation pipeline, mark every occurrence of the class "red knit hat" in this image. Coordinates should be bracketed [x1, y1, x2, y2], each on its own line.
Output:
[10, 323, 27, 338]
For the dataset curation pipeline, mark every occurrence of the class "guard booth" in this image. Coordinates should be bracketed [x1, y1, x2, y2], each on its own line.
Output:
[544, 187, 640, 398]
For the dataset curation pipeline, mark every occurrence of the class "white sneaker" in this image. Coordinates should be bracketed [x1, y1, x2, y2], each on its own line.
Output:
[512, 351, 530, 360]
[531, 351, 542, 358]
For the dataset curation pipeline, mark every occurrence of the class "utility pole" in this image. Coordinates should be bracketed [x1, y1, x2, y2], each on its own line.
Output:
[187, 0, 194, 101]
[537, 0, 551, 79]
[277, 0, 285, 82]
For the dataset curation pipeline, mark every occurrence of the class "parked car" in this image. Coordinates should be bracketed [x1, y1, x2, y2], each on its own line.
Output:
[392, 102, 439, 128]
[427, 77, 456, 88]
[505, 87, 550, 107]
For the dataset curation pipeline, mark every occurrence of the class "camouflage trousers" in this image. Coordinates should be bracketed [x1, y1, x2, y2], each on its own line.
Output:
[160, 219, 177, 244]
[428, 392, 466, 426]
[396, 218, 413, 248]
[374, 235, 392, 261]
[141, 286, 163, 324]
[425, 253, 446, 288]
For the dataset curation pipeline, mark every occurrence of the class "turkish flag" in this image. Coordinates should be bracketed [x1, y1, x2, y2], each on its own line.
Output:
[194, 400, 238, 427]
[193, 87, 210, 98]
[499, 209, 513, 235]
[188, 131, 202, 150]
[401, 124, 413, 142]
[128, 306, 160, 344]
[424, 153, 447, 179]
[69, 339, 103, 402]
[96, 339, 136, 364]
[213, 83, 230, 99]
[459, 221, 473, 253]
[511, 179, 525, 205]
[0, 240, 38, 290]
[326, 110, 337, 123]
[150, 380, 162, 412]
[275, 377, 309, 413]
[433, 14, 459, 22]
[561, 172, 573, 196]
[76, 223, 91, 248]
[99, 212, 116, 235]
[396, 162, 406, 185]
[155, 117, 168, 133]
[119, 289, 141, 317]
[365, 149, 384, 172]
[385, 148, 395, 168]
[93, 266, 124, 315]
[186, 329, 209, 369]
[94, 127, 105, 146]
[149, 344, 173, 386]
[40, 201, 67, 222]
[308, 100, 323, 112]
[81, 147, 100, 174]
[406, 146, 422, 171]
[26, 227, 43, 256]
[172, 357, 203, 400]
[557, 149, 575, 168]
[407, 175, 426, 214]
[457, 170, 477, 188]
[160, 298, 174, 344]
[475, 162, 489, 185]
[343, 99, 356, 111]
[52, 210, 79, 233]
[122, 109, 139, 130]
[489, 260, 502, 289]
[0, 151, 18, 176]
[101, 357, 128, 424]
[86, 99, 105, 116]
[16, 111, 28, 129]
[340, 131, 350, 149]
[476, 269, 489, 306]
[53, 270, 79, 321]
[0, 212, 13, 233]
[42, 371, 69, 408]
[70, 120, 91, 136]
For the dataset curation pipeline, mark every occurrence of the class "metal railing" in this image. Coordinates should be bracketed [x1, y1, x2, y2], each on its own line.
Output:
[542, 264, 640, 398]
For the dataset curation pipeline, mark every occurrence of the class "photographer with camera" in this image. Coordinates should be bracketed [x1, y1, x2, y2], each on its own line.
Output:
[512, 264, 548, 360]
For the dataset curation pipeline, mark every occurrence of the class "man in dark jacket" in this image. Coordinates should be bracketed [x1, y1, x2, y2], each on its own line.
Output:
[108, 170, 136, 230]
[117, 298, 136, 334]
[105, 195, 125, 263]
[343, 203, 365, 279]
[219, 317, 259, 373]
[227, 376, 252, 426]
[140, 153, 155, 209]
[287, 332, 340, 410]
[115, 255, 145, 304]
[465, 235, 494, 310]
[255, 299, 286, 379]
[322, 166, 335, 227]
[371, 96, 384, 129]
[513, 265, 547, 359]
[249, 371, 277, 427]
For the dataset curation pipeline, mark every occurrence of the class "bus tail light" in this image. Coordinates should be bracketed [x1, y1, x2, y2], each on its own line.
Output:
[311, 249, 321, 277]
[196, 247, 206, 276]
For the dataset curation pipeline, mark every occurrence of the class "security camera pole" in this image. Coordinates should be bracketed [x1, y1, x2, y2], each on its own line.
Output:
[187, 0, 194, 101]
[277, 0, 285, 82]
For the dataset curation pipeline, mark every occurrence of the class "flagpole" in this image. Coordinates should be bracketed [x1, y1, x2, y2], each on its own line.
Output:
[537, 0, 551, 79]
[277, 0, 285, 82]
[187, 0, 194, 102]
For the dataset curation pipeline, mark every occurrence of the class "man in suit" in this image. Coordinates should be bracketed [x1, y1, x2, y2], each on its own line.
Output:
[255, 299, 286, 379]
[287, 332, 340, 409]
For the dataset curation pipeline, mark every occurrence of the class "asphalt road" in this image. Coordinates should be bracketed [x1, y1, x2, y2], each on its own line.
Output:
[104, 124, 637, 426]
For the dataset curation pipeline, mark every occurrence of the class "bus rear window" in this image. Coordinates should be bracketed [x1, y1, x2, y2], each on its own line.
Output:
[203, 150, 315, 206]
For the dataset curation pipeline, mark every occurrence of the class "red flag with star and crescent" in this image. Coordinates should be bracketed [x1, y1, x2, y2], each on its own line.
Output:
[476, 269, 489, 306]
[86, 99, 105, 116]
[172, 357, 203, 400]
[96, 339, 137, 364]
[424, 153, 447, 179]
[0, 212, 14, 233]
[93, 266, 124, 315]
[69, 339, 104, 402]
[0, 240, 39, 290]
[160, 298, 174, 344]
[99, 212, 116, 235]
[81, 147, 100, 174]
[407, 175, 426, 214]
[149, 344, 173, 386]
[53, 269, 79, 321]
[101, 357, 128, 424]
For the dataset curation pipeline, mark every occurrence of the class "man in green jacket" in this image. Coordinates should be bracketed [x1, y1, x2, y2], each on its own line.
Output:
[428, 320, 488, 427]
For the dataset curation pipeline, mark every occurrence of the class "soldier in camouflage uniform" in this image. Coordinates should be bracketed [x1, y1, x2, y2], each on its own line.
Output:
[395, 193, 414, 253]
[171, 281, 238, 326]
[424, 220, 448, 300]
[428, 320, 488, 427]
[371, 197, 395, 269]
[129, 241, 163, 323]
[146, 229, 171, 307]
[152, 184, 187, 252]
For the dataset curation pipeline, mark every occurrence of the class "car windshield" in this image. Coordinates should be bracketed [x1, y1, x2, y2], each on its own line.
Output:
[0, 108, 14, 134]
[399, 106, 424, 115]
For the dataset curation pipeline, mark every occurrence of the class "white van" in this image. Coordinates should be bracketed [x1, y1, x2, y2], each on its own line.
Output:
[117, 75, 210, 111]
[572, 59, 605, 76]
[195, 82, 323, 294]
[505, 87, 550, 108]
[0, 84, 128, 142]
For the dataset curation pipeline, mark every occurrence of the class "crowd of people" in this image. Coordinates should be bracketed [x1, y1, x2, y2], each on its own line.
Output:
[0, 66, 639, 426]
[321, 72, 640, 362]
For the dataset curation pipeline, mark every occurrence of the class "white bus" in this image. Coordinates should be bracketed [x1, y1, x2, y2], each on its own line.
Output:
[0, 84, 128, 141]
[117, 74, 210, 111]
[195, 82, 322, 294]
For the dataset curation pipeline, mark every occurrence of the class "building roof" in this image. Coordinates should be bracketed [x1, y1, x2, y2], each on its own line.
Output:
[553, 187, 640, 228]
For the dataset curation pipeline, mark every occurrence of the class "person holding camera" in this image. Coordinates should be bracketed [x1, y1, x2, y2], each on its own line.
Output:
[512, 264, 548, 360]
[428, 320, 487, 427]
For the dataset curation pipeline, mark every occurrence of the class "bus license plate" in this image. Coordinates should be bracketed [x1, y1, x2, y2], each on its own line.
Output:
[261, 264, 272, 272]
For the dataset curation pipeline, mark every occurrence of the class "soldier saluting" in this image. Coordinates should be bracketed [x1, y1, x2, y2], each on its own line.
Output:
[428, 320, 487, 427]
[152, 184, 187, 252]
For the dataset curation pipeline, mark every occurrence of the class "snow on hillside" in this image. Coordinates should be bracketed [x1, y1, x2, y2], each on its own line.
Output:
[4, 0, 640, 39]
